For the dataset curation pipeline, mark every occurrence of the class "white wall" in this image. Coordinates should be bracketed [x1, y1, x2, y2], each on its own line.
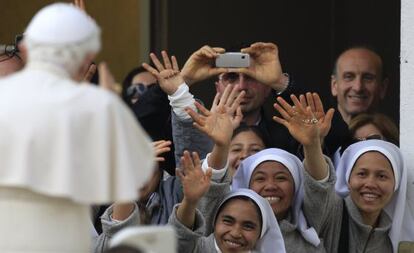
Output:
[400, 0, 414, 201]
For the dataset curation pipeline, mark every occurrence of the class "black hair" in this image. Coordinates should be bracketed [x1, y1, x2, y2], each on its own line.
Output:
[121, 66, 151, 102]
[232, 124, 267, 148]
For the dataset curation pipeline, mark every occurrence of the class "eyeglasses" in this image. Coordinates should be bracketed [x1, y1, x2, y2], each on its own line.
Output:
[0, 34, 23, 63]
[340, 133, 385, 156]
[219, 72, 255, 84]
[126, 83, 156, 97]
[354, 134, 384, 142]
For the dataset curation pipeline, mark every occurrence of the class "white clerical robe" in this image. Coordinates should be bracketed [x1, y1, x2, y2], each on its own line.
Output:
[0, 65, 155, 252]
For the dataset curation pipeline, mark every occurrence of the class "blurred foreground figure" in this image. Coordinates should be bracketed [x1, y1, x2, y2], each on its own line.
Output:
[0, 3, 154, 252]
[106, 226, 176, 253]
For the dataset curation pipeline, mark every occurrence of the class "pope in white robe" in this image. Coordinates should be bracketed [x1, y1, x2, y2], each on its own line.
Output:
[0, 3, 154, 252]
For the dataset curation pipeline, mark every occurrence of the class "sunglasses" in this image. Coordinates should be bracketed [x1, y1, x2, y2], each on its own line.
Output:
[126, 83, 156, 97]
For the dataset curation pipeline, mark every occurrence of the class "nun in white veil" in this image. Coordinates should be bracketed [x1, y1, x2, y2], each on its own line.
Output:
[335, 140, 414, 252]
[233, 148, 321, 249]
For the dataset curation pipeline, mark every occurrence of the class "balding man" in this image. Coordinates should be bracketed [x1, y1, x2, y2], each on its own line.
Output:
[325, 46, 389, 156]
[331, 47, 388, 124]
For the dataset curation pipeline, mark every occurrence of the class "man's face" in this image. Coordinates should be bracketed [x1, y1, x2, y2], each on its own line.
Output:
[331, 48, 387, 120]
[216, 73, 271, 115]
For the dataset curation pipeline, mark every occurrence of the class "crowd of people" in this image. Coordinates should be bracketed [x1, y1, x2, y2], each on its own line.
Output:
[0, 1, 413, 253]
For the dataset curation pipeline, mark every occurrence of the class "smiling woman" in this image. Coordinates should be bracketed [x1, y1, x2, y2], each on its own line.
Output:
[347, 151, 395, 226]
[332, 140, 414, 252]
[232, 148, 323, 251]
[169, 151, 285, 253]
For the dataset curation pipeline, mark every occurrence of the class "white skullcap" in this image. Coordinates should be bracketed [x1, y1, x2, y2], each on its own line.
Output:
[23, 3, 101, 77]
[25, 3, 100, 44]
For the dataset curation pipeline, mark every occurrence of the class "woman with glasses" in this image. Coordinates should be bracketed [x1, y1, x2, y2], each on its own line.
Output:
[333, 112, 399, 167]
[348, 112, 399, 146]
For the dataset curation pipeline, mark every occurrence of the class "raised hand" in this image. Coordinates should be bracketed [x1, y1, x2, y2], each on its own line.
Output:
[181, 45, 228, 86]
[142, 51, 184, 95]
[299, 92, 335, 140]
[176, 151, 212, 204]
[153, 140, 172, 162]
[83, 63, 96, 82]
[74, 0, 86, 12]
[273, 94, 322, 147]
[98, 62, 121, 94]
[184, 85, 243, 147]
[232, 42, 286, 91]
[210, 84, 245, 130]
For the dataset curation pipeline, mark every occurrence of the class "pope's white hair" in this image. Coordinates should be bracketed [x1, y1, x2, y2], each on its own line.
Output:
[24, 31, 100, 77]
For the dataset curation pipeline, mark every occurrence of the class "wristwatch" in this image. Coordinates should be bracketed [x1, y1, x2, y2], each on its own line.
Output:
[276, 73, 291, 95]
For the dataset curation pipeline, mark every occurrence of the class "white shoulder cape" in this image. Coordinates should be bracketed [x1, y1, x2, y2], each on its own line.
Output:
[0, 68, 155, 204]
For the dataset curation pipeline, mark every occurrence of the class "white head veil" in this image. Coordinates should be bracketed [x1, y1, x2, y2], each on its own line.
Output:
[335, 140, 414, 252]
[214, 188, 286, 253]
[23, 3, 101, 77]
[232, 148, 320, 246]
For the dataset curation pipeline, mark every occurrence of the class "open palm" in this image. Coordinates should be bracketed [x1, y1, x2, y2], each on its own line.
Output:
[210, 84, 244, 130]
[177, 151, 212, 203]
[186, 102, 233, 147]
[299, 92, 335, 139]
[273, 95, 321, 146]
[142, 51, 184, 95]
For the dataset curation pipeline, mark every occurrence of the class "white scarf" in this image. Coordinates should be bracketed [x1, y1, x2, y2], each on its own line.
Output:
[335, 140, 414, 252]
[232, 148, 320, 246]
[213, 189, 286, 253]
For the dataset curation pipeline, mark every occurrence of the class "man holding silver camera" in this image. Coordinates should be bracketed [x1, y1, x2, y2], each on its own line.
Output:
[180, 42, 296, 152]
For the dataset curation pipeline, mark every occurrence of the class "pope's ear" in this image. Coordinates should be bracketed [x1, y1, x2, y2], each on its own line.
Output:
[17, 43, 27, 63]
